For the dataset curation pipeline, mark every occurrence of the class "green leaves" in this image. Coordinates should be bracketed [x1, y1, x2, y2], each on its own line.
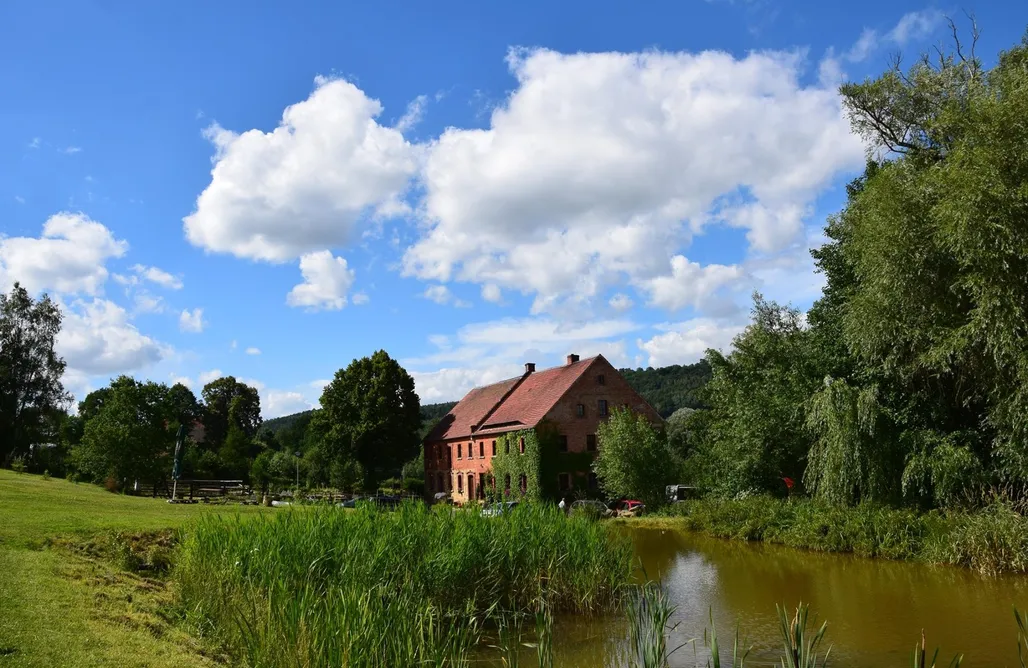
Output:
[0, 283, 68, 466]
[593, 407, 674, 508]
[312, 349, 420, 490]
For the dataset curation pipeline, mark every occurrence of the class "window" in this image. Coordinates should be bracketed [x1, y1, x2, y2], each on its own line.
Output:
[457, 473, 464, 493]
[598, 374, 606, 385]
[519, 474, 527, 493]
[558, 435, 568, 452]
[437, 445, 443, 462]
[588, 472, 598, 489]
[468, 474, 475, 499]
[504, 474, 511, 493]
[586, 434, 597, 452]
[457, 443, 463, 459]
[491, 440, 497, 456]
[479, 442, 484, 458]
[558, 473, 571, 491]
[576, 403, 585, 417]
[598, 400, 608, 417]
[519, 437, 526, 454]
[505, 440, 510, 454]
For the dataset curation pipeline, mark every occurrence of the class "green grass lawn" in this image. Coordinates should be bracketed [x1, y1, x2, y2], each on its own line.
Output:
[0, 470, 270, 667]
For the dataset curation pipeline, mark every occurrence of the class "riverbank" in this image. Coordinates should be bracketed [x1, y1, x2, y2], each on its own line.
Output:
[625, 496, 1028, 575]
[0, 470, 269, 667]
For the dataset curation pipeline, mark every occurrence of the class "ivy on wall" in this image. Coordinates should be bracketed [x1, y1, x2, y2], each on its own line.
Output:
[487, 421, 598, 502]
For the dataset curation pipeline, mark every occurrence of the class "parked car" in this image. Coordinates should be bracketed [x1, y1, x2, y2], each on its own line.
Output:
[338, 495, 365, 508]
[367, 494, 402, 509]
[569, 499, 614, 518]
[666, 485, 701, 503]
[614, 500, 646, 517]
[483, 501, 519, 517]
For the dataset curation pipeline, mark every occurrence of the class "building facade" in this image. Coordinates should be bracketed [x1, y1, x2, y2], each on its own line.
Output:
[423, 354, 663, 504]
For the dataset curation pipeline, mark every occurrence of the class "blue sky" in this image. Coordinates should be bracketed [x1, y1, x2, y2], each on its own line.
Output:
[2, 0, 1025, 417]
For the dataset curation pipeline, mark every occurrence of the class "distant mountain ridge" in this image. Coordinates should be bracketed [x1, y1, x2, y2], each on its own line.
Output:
[263, 361, 710, 432]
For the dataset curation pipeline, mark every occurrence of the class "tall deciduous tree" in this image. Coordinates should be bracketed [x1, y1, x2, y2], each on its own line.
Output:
[201, 376, 262, 447]
[314, 350, 420, 490]
[592, 407, 673, 509]
[75, 377, 176, 487]
[0, 283, 68, 466]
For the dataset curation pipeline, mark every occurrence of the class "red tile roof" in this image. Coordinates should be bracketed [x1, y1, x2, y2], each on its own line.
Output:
[424, 376, 522, 442]
[425, 356, 600, 441]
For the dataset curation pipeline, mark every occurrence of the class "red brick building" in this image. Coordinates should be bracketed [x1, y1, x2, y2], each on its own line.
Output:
[423, 354, 663, 504]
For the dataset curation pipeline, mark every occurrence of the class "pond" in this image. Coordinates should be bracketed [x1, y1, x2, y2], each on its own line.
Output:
[544, 526, 1028, 666]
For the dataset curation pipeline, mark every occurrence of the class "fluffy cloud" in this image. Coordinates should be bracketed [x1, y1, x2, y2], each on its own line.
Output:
[179, 308, 205, 333]
[423, 284, 470, 307]
[0, 212, 127, 295]
[245, 347, 261, 356]
[403, 47, 864, 311]
[183, 76, 419, 262]
[642, 255, 746, 311]
[263, 390, 313, 419]
[132, 292, 165, 314]
[129, 264, 183, 290]
[287, 251, 355, 310]
[481, 284, 503, 303]
[609, 293, 634, 312]
[637, 318, 745, 367]
[57, 298, 168, 377]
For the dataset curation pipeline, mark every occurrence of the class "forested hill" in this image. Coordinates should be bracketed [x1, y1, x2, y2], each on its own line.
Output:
[620, 360, 711, 417]
[264, 362, 709, 432]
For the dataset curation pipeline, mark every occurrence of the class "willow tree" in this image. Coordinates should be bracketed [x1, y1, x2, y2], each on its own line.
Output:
[836, 28, 1028, 493]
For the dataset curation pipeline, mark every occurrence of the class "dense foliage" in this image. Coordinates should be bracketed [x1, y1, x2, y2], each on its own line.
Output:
[0, 284, 68, 468]
[683, 33, 1028, 512]
[593, 407, 676, 508]
[618, 361, 711, 417]
[304, 350, 421, 490]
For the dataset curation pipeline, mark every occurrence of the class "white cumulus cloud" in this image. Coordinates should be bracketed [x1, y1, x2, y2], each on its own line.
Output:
[403, 47, 864, 312]
[287, 250, 355, 310]
[179, 308, 205, 333]
[183, 76, 419, 263]
[57, 298, 168, 377]
[0, 212, 127, 296]
[637, 318, 745, 367]
[245, 347, 261, 356]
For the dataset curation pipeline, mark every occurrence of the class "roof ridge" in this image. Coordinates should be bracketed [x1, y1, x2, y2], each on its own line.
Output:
[473, 368, 532, 432]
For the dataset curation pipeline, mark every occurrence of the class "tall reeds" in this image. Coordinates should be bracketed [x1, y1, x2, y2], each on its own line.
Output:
[176, 501, 632, 666]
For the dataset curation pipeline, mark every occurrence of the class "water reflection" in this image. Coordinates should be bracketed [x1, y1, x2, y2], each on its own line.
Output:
[629, 527, 1028, 667]
[479, 527, 1028, 666]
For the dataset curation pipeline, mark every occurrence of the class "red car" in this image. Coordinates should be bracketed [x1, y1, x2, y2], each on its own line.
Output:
[614, 500, 646, 517]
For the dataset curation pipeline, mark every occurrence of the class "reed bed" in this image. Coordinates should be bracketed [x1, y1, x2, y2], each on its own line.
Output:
[175, 501, 632, 667]
[661, 496, 1028, 574]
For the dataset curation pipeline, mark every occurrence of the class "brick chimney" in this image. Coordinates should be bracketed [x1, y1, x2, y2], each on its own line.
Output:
[524, 362, 536, 374]
[566, 353, 580, 365]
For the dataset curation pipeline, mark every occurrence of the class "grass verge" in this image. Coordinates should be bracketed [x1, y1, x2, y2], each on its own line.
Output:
[0, 470, 268, 667]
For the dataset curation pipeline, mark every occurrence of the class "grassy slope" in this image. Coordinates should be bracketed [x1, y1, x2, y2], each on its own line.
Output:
[0, 470, 268, 667]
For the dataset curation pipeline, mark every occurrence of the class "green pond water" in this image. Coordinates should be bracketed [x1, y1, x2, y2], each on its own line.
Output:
[526, 526, 1028, 667]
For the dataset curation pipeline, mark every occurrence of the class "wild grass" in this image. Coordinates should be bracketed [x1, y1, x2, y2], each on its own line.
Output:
[176, 501, 633, 666]
[660, 495, 1028, 574]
